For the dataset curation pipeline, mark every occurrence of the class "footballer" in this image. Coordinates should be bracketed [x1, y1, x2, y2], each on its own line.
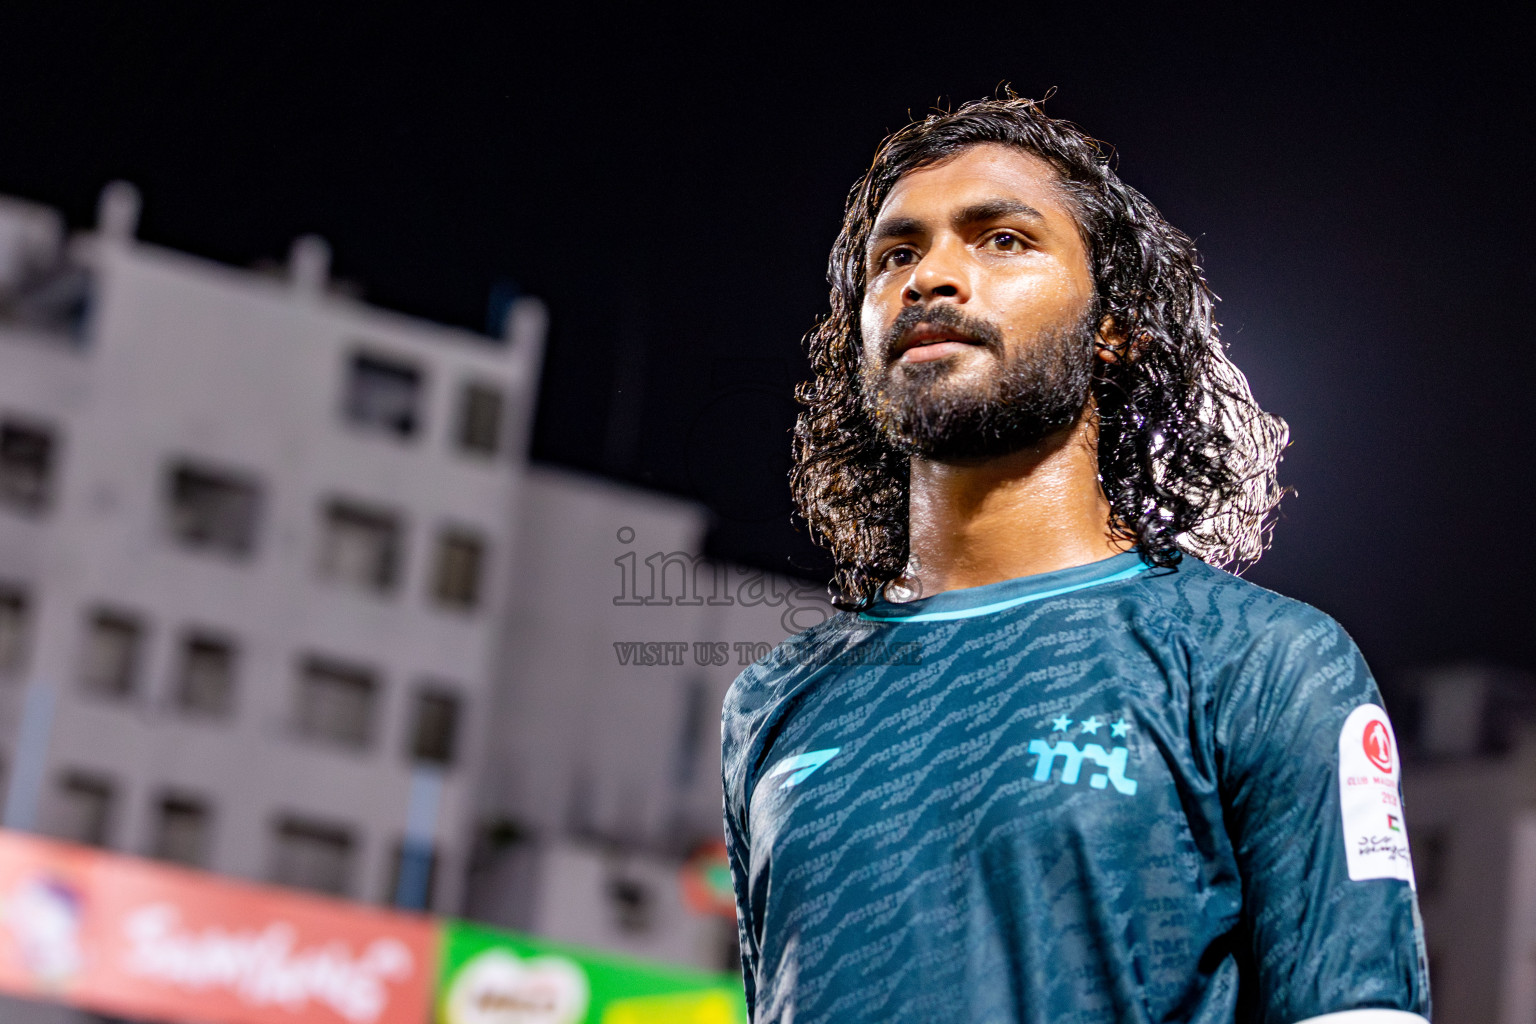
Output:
[721, 95, 1429, 1024]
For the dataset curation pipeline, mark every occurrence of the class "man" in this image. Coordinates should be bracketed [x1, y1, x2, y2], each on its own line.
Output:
[721, 95, 1429, 1024]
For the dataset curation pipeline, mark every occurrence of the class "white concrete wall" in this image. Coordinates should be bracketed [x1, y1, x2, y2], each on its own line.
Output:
[466, 467, 830, 966]
[484, 467, 832, 853]
[1402, 729, 1536, 1024]
[1501, 811, 1536, 1024]
[529, 840, 735, 972]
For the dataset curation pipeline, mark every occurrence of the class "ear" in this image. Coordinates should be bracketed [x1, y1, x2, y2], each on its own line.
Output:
[1094, 316, 1129, 365]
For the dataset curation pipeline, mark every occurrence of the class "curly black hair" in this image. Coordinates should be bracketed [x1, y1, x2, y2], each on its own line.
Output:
[791, 94, 1289, 610]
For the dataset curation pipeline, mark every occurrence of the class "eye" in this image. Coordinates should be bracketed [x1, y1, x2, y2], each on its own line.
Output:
[986, 231, 1027, 252]
[878, 246, 918, 271]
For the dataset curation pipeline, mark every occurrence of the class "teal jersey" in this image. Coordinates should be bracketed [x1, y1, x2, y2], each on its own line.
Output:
[721, 552, 1430, 1024]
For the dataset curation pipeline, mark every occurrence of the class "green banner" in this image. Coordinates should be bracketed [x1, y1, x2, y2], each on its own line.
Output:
[437, 919, 747, 1024]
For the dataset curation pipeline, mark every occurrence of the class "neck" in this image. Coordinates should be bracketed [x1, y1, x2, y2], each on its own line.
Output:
[902, 408, 1127, 596]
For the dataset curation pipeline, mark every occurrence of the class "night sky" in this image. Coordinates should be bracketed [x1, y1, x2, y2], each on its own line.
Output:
[0, 6, 1530, 682]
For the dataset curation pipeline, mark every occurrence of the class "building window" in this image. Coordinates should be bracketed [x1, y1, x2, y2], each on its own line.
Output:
[151, 794, 211, 868]
[80, 608, 144, 698]
[166, 461, 262, 557]
[271, 816, 355, 896]
[53, 771, 114, 846]
[407, 685, 461, 766]
[0, 419, 57, 515]
[455, 381, 504, 456]
[295, 657, 377, 750]
[344, 352, 422, 439]
[607, 873, 654, 935]
[175, 631, 237, 717]
[319, 500, 402, 594]
[0, 584, 30, 677]
[384, 839, 439, 909]
[431, 528, 484, 609]
[673, 679, 708, 788]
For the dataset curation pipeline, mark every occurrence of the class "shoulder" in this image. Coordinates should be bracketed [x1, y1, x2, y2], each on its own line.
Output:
[722, 611, 883, 716]
[721, 612, 877, 800]
[1145, 562, 1386, 778]
[1137, 555, 1355, 679]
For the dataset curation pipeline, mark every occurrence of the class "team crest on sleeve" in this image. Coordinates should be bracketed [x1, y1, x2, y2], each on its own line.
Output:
[1339, 704, 1415, 886]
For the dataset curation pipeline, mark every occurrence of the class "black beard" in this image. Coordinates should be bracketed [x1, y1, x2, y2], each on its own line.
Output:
[860, 304, 1096, 461]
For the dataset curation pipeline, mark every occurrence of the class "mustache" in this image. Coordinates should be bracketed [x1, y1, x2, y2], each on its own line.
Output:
[880, 304, 1005, 361]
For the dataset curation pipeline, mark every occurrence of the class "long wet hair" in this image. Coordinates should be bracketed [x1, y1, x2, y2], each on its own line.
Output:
[791, 94, 1289, 610]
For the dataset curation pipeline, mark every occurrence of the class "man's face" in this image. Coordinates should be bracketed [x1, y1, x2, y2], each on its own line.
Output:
[858, 143, 1100, 461]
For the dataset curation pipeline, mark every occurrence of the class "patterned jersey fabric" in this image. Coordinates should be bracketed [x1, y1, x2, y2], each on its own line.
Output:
[721, 551, 1429, 1024]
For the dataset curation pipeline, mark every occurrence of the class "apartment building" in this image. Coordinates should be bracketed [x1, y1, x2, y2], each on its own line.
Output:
[0, 183, 832, 989]
[1397, 665, 1536, 1024]
[0, 183, 544, 915]
[470, 467, 833, 968]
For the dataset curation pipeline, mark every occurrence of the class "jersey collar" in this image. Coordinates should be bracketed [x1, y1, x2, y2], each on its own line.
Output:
[858, 550, 1152, 623]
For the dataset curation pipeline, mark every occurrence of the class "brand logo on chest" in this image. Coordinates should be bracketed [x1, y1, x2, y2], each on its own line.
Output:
[1027, 713, 1138, 796]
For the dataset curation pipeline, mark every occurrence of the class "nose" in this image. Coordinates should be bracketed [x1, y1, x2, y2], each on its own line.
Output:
[902, 239, 970, 306]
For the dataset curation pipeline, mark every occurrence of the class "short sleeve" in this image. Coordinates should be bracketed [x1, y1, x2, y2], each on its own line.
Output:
[1214, 608, 1430, 1024]
[723, 754, 759, 1019]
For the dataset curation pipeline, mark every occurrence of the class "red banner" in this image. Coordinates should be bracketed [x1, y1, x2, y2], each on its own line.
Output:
[0, 831, 435, 1024]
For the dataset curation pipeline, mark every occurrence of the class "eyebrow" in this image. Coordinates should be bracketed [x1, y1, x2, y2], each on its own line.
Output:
[869, 216, 924, 247]
[868, 198, 1047, 248]
[952, 198, 1046, 226]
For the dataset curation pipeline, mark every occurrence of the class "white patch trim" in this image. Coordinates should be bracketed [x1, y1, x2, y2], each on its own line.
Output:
[1292, 1011, 1429, 1023]
[1338, 704, 1415, 886]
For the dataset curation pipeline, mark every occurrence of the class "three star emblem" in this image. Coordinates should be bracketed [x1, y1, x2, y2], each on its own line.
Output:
[1050, 715, 1132, 738]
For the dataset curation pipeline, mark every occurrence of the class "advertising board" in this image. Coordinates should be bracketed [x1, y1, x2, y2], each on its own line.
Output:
[438, 920, 745, 1024]
[0, 831, 435, 1024]
[0, 831, 746, 1024]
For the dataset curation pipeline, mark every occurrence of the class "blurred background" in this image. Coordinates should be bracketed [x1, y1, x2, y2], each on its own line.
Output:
[0, 4, 1530, 1023]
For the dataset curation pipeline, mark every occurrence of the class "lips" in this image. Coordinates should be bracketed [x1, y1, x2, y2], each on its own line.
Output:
[893, 323, 982, 358]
